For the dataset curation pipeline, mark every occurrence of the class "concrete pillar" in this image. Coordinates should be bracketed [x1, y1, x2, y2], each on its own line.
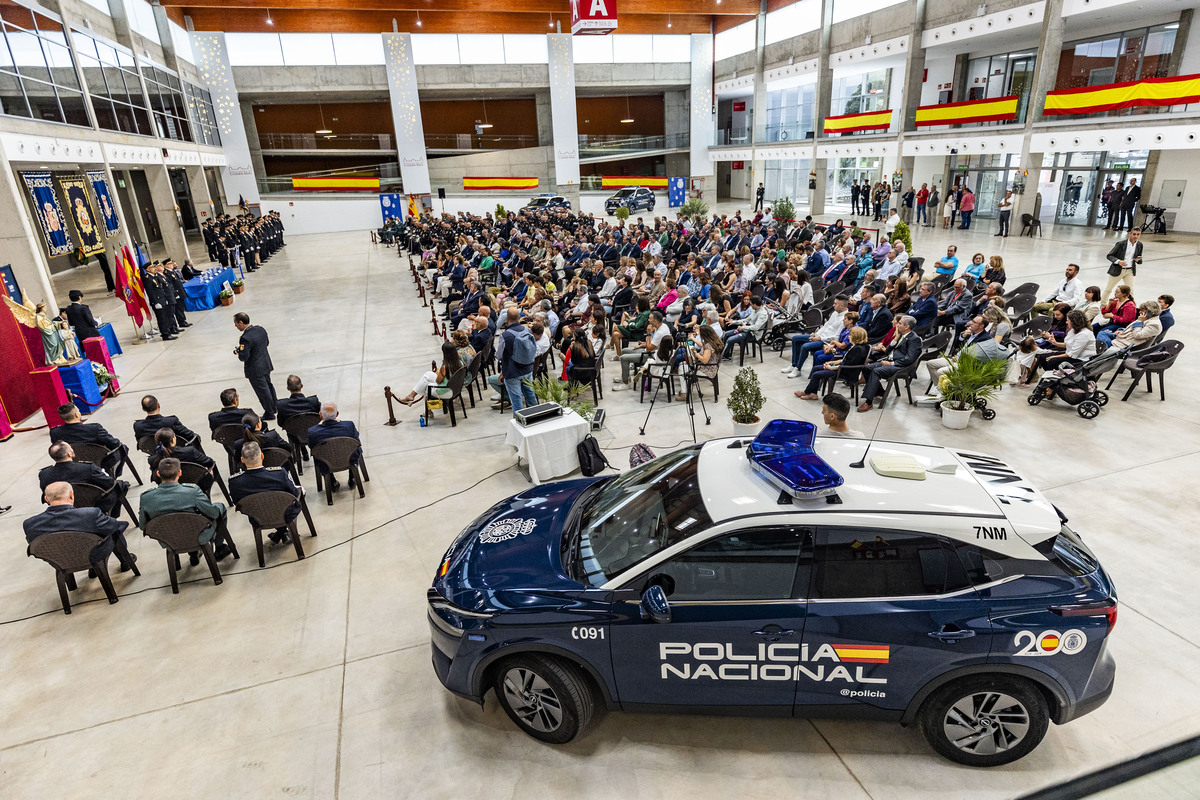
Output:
[383, 33, 432, 195]
[898, 0, 928, 134]
[144, 164, 191, 261]
[664, 90, 689, 146]
[191, 32, 262, 210]
[240, 99, 268, 189]
[151, 2, 180, 73]
[810, 0, 834, 216]
[547, 34, 580, 188]
[185, 163, 216, 225]
[689, 34, 715, 178]
[951, 54, 970, 103]
[534, 89, 553, 147]
[104, 0, 137, 53]
[1016, 0, 1065, 218]
[0, 151, 59, 308]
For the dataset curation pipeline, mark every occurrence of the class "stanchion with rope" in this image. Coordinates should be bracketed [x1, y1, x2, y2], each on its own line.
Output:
[382, 386, 402, 426]
[431, 303, 440, 335]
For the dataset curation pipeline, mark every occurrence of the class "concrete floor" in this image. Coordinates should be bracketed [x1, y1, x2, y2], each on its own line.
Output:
[0, 211, 1197, 799]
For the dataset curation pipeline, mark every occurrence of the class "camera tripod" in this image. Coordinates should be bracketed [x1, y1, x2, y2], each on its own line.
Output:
[638, 349, 712, 443]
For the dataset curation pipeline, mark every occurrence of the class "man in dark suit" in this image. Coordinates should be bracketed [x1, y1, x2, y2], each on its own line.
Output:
[858, 316, 921, 412]
[307, 402, 361, 491]
[134, 395, 202, 448]
[1119, 177, 1142, 232]
[51, 403, 129, 478]
[909, 282, 939, 333]
[145, 262, 179, 340]
[208, 388, 258, 431]
[139, 457, 233, 561]
[936, 279, 974, 336]
[233, 312, 277, 419]
[64, 290, 101, 342]
[1104, 228, 1143, 301]
[24, 482, 136, 571]
[229, 441, 301, 544]
[38, 441, 129, 517]
[861, 295, 894, 342]
[276, 375, 321, 424]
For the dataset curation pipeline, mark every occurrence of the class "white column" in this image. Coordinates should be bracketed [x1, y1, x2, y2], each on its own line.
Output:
[547, 34, 580, 188]
[190, 32, 261, 211]
[690, 34, 715, 178]
[383, 33, 431, 196]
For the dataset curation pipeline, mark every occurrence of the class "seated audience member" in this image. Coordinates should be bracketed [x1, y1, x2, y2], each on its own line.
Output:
[234, 411, 293, 467]
[1023, 310, 1096, 386]
[1093, 285, 1137, 338]
[50, 404, 129, 477]
[134, 394, 200, 448]
[1104, 300, 1163, 351]
[613, 311, 669, 391]
[399, 340, 468, 406]
[276, 375, 321, 424]
[821, 393, 864, 437]
[610, 295, 652, 357]
[857, 315, 921, 412]
[138, 457, 234, 561]
[1033, 264, 1084, 316]
[1073, 286, 1103, 325]
[796, 326, 870, 400]
[676, 326, 722, 401]
[909, 282, 939, 333]
[229, 441, 302, 544]
[150, 427, 216, 495]
[39, 442, 129, 517]
[307, 402, 363, 490]
[860, 294, 894, 342]
[721, 295, 769, 359]
[784, 296, 848, 378]
[925, 316, 1010, 390]
[1157, 294, 1175, 334]
[935, 279, 973, 335]
[208, 387, 258, 431]
[932, 245, 959, 277]
[982, 255, 1007, 286]
[24, 481, 137, 572]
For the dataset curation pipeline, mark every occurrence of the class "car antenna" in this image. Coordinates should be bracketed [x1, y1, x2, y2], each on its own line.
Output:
[849, 397, 890, 470]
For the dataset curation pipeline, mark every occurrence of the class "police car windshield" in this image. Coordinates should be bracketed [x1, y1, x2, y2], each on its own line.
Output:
[614, 188, 635, 197]
[575, 447, 712, 587]
[528, 198, 549, 206]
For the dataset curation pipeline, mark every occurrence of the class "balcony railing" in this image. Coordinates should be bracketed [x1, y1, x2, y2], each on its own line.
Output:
[577, 132, 689, 156]
[260, 132, 394, 151]
[424, 133, 539, 150]
[756, 123, 815, 143]
[712, 127, 752, 146]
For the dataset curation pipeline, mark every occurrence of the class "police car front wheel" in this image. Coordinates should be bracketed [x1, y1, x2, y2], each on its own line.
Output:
[493, 654, 596, 744]
[919, 676, 1049, 767]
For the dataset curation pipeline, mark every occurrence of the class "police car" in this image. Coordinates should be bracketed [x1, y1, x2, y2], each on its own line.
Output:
[605, 186, 656, 214]
[427, 420, 1116, 767]
[524, 194, 571, 210]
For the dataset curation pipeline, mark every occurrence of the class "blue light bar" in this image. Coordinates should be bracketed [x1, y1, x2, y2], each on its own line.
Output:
[747, 419, 844, 499]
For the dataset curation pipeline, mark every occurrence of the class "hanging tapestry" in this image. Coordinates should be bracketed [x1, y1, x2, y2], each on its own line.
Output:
[57, 175, 104, 256]
[21, 172, 74, 257]
[86, 170, 122, 238]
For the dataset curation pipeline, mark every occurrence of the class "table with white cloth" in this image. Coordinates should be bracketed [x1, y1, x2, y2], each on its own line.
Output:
[503, 409, 590, 484]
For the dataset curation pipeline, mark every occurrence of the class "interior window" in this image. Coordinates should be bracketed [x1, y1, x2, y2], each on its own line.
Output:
[646, 527, 810, 602]
[951, 538, 1080, 585]
[812, 528, 972, 599]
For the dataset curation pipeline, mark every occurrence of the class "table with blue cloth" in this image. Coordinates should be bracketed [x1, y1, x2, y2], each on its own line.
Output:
[58, 358, 103, 413]
[183, 267, 235, 311]
[98, 322, 122, 356]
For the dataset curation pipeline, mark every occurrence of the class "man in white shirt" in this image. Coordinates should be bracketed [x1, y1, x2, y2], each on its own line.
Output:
[877, 248, 907, 282]
[885, 208, 901, 235]
[722, 296, 769, 359]
[598, 268, 617, 312]
[783, 295, 847, 377]
[1032, 263, 1084, 316]
[614, 311, 668, 390]
[742, 254, 758, 284]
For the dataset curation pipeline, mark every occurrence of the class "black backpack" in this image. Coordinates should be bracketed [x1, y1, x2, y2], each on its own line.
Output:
[577, 435, 611, 477]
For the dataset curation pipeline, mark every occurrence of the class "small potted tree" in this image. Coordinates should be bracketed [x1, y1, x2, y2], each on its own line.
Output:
[614, 205, 630, 224]
[938, 348, 1009, 429]
[727, 366, 766, 436]
[231, 278, 245, 295]
[680, 197, 709, 221]
[771, 197, 795, 237]
[218, 289, 234, 307]
[892, 219, 914, 255]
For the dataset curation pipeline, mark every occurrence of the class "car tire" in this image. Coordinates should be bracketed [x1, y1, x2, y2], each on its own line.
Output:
[918, 676, 1049, 767]
[493, 654, 596, 744]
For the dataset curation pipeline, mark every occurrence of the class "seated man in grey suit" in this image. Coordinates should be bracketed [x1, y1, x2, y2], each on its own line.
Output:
[138, 457, 234, 562]
[23, 481, 137, 572]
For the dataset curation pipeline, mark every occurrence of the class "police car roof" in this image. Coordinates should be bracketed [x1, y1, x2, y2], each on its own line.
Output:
[697, 436, 1061, 545]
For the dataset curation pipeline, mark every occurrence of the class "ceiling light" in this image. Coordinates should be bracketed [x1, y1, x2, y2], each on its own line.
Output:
[620, 118, 634, 123]
[621, 95, 634, 124]
[549, 13, 554, 28]
[477, 123, 494, 129]
[415, 10, 422, 26]
[266, 8, 273, 25]
[316, 128, 333, 134]
[667, 14, 672, 28]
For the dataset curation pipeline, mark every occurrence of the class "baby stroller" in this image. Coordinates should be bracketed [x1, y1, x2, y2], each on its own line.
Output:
[1026, 346, 1123, 418]
[768, 307, 822, 353]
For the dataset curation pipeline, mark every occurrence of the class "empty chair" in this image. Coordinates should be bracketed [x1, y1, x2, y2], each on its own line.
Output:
[738, 316, 774, 366]
[281, 411, 321, 477]
[72, 482, 138, 527]
[1004, 282, 1040, 300]
[1010, 316, 1053, 342]
[311, 436, 370, 505]
[234, 490, 315, 568]
[70, 442, 143, 486]
[142, 512, 238, 593]
[1116, 340, 1185, 401]
[137, 435, 157, 457]
[1005, 293, 1037, 323]
[178, 460, 233, 504]
[27, 531, 139, 614]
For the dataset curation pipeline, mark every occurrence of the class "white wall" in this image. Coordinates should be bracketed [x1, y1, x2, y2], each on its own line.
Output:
[921, 55, 955, 106]
[270, 195, 385, 234]
[1150, 150, 1200, 234]
[913, 155, 948, 192]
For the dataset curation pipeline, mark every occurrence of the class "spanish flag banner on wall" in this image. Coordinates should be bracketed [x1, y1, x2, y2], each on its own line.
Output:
[462, 176, 540, 190]
[1044, 74, 1200, 115]
[291, 177, 381, 191]
[601, 176, 669, 189]
[823, 109, 893, 134]
[915, 96, 1019, 127]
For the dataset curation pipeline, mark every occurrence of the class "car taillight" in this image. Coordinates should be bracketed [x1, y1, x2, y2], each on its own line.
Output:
[1050, 600, 1118, 635]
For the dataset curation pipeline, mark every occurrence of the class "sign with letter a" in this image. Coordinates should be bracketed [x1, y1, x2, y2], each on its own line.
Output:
[571, 0, 618, 35]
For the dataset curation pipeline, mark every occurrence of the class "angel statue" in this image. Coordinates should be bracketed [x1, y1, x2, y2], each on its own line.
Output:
[4, 295, 82, 366]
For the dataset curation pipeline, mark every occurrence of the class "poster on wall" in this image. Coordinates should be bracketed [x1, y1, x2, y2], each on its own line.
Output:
[379, 193, 402, 222]
[21, 172, 74, 257]
[86, 170, 121, 238]
[57, 175, 105, 256]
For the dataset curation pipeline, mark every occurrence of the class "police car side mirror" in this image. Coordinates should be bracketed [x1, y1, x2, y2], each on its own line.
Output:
[640, 585, 672, 624]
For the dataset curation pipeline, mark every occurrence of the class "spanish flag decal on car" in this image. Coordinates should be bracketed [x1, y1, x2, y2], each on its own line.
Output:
[832, 644, 891, 663]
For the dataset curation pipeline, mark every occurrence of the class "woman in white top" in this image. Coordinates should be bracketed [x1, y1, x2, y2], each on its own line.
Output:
[1027, 309, 1094, 384]
[942, 196, 955, 229]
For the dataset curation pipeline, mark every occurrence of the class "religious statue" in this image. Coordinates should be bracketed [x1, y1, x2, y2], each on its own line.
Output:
[3, 295, 82, 366]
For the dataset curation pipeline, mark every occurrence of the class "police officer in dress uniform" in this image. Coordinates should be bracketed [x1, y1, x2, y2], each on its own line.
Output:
[133, 394, 203, 449]
[164, 260, 191, 329]
[233, 312, 277, 419]
[229, 441, 301, 544]
[144, 263, 176, 340]
[51, 403, 131, 478]
[39, 441, 130, 518]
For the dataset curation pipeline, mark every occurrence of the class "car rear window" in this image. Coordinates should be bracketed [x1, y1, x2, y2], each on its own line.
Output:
[951, 530, 1093, 586]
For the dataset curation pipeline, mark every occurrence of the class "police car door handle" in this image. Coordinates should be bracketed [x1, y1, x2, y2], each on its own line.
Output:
[753, 625, 795, 636]
[928, 628, 976, 642]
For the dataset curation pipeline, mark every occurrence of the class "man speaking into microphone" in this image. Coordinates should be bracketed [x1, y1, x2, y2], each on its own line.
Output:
[233, 312, 278, 420]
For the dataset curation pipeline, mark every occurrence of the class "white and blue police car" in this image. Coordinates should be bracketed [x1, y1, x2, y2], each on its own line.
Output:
[427, 420, 1117, 767]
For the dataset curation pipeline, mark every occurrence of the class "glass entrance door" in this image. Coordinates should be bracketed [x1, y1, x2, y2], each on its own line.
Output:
[1007, 56, 1036, 123]
[1056, 171, 1098, 226]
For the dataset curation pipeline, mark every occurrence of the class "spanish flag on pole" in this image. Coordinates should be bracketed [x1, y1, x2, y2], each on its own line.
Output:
[407, 194, 420, 218]
[115, 245, 151, 326]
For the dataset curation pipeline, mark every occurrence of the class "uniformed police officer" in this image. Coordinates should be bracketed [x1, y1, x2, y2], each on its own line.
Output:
[229, 441, 301, 543]
[233, 312, 277, 419]
[51, 403, 132, 479]
[39, 441, 130, 518]
[164, 260, 191, 329]
[144, 262, 177, 340]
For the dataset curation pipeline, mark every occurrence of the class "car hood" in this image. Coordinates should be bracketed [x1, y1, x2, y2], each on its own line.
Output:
[432, 477, 604, 613]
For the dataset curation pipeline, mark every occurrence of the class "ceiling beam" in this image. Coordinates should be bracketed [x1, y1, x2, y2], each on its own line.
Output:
[166, 0, 758, 12]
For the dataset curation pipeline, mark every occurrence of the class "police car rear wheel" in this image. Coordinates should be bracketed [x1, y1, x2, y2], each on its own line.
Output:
[494, 655, 595, 744]
[919, 677, 1048, 767]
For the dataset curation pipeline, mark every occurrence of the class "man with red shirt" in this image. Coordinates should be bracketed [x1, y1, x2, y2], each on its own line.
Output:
[916, 183, 930, 226]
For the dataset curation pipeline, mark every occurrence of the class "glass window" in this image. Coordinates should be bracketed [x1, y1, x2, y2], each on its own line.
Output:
[280, 33, 335, 66]
[572, 35, 612, 63]
[185, 81, 221, 146]
[651, 34, 690, 63]
[766, 0, 820, 45]
[950, 540, 1082, 586]
[127, 0, 161, 45]
[74, 28, 153, 136]
[811, 528, 973, 599]
[650, 528, 810, 602]
[225, 33, 284, 66]
[613, 34, 651, 63]
[576, 446, 714, 586]
[141, 60, 192, 141]
[457, 34, 504, 64]
[411, 33, 459, 64]
[332, 33, 385, 65]
[0, 69, 29, 116]
[830, 68, 891, 124]
[0, 9, 90, 128]
[715, 20, 755, 61]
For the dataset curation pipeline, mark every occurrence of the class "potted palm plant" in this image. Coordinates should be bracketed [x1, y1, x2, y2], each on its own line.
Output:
[938, 348, 1009, 429]
[727, 366, 766, 436]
